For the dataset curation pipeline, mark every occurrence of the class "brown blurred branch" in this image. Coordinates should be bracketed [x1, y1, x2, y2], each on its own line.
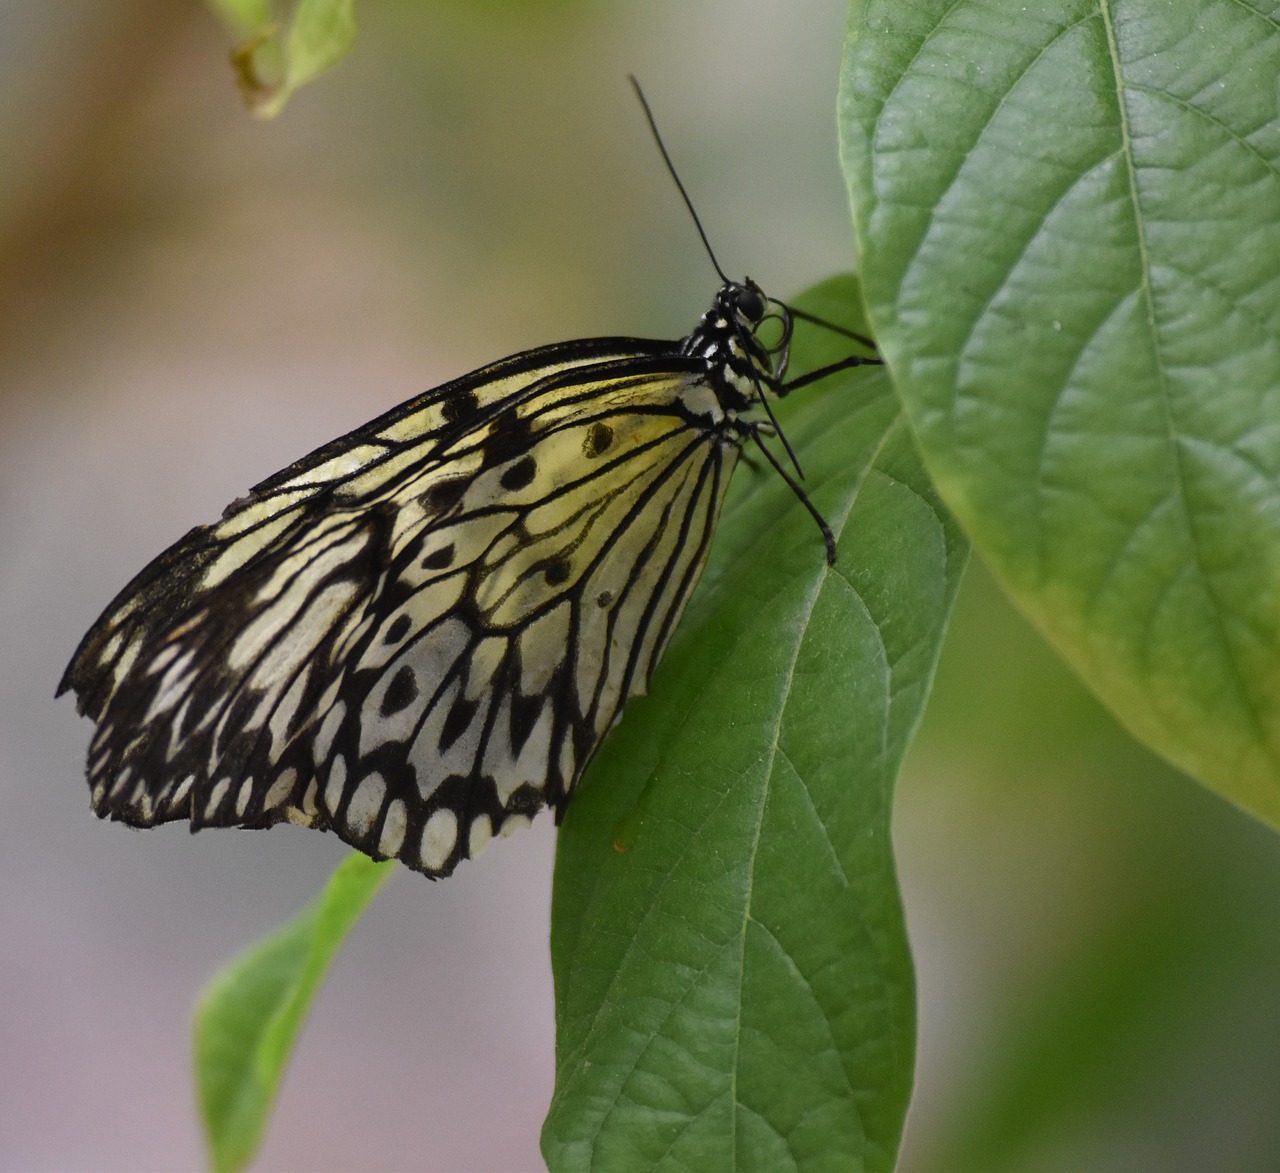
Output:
[0, 3, 204, 365]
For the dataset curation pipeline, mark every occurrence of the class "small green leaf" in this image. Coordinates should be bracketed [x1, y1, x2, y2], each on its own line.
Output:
[209, 0, 356, 118]
[195, 852, 393, 1173]
[279, 0, 357, 95]
[841, 1, 1280, 826]
[543, 276, 967, 1172]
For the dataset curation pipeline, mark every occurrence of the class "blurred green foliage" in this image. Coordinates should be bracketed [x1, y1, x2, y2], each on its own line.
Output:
[901, 560, 1280, 1172]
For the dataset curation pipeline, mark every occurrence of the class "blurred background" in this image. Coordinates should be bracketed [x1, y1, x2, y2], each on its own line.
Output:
[3, 3, 1280, 1170]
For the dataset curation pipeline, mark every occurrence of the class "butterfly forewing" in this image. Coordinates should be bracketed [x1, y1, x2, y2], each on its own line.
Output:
[61, 333, 747, 877]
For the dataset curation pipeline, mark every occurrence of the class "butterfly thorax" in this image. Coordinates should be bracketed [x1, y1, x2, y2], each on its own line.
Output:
[679, 279, 786, 416]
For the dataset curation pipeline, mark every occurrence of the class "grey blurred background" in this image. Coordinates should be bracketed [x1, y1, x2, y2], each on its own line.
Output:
[6, 3, 1280, 1172]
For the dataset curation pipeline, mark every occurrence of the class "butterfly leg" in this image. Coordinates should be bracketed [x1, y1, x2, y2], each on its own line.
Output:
[738, 422, 838, 566]
[777, 353, 882, 397]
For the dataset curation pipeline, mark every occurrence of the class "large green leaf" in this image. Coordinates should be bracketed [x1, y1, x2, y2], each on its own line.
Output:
[195, 853, 394, 1173]
[543, 276, 967, 1172]
[841, 0, 1280, 827]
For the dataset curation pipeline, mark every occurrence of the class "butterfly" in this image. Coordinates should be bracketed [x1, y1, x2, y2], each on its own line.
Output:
[58, 84, 878, 878]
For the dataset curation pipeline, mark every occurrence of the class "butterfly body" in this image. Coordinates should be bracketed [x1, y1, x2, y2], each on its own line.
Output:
[60, 279, 840, 877]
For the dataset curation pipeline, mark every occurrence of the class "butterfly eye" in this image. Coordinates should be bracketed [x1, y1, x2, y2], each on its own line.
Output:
[734, 285, 767, 322]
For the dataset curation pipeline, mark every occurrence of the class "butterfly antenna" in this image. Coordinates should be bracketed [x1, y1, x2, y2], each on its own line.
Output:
[630, 76, 729, 284]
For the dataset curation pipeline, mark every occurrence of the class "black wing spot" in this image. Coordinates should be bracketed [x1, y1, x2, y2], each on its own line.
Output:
[384, 614, 412, 644]
[442, 389, 481, 424]
[499, 455, 537, 491]
[422, 542, 456, 570]
[381, 664, 419, 717]
[439, 693, 479, 752]
[543, 556, 571, 586]
[421, 479, 467, 516]
[596, 590, 613, 608]
[483, 413, 533, 464]
[509, 689, 546, 757]
[583, 421, 614, 458]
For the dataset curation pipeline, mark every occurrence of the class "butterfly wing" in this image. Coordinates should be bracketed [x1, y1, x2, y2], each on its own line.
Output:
[61, 340, 743, 876]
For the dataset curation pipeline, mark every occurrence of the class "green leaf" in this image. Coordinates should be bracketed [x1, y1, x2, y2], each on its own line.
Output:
[209, 0, 357, 118]
[543, 276, 967, 1172]
[194, 853, 394, 1173]
[841, 1, 1280, 826]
